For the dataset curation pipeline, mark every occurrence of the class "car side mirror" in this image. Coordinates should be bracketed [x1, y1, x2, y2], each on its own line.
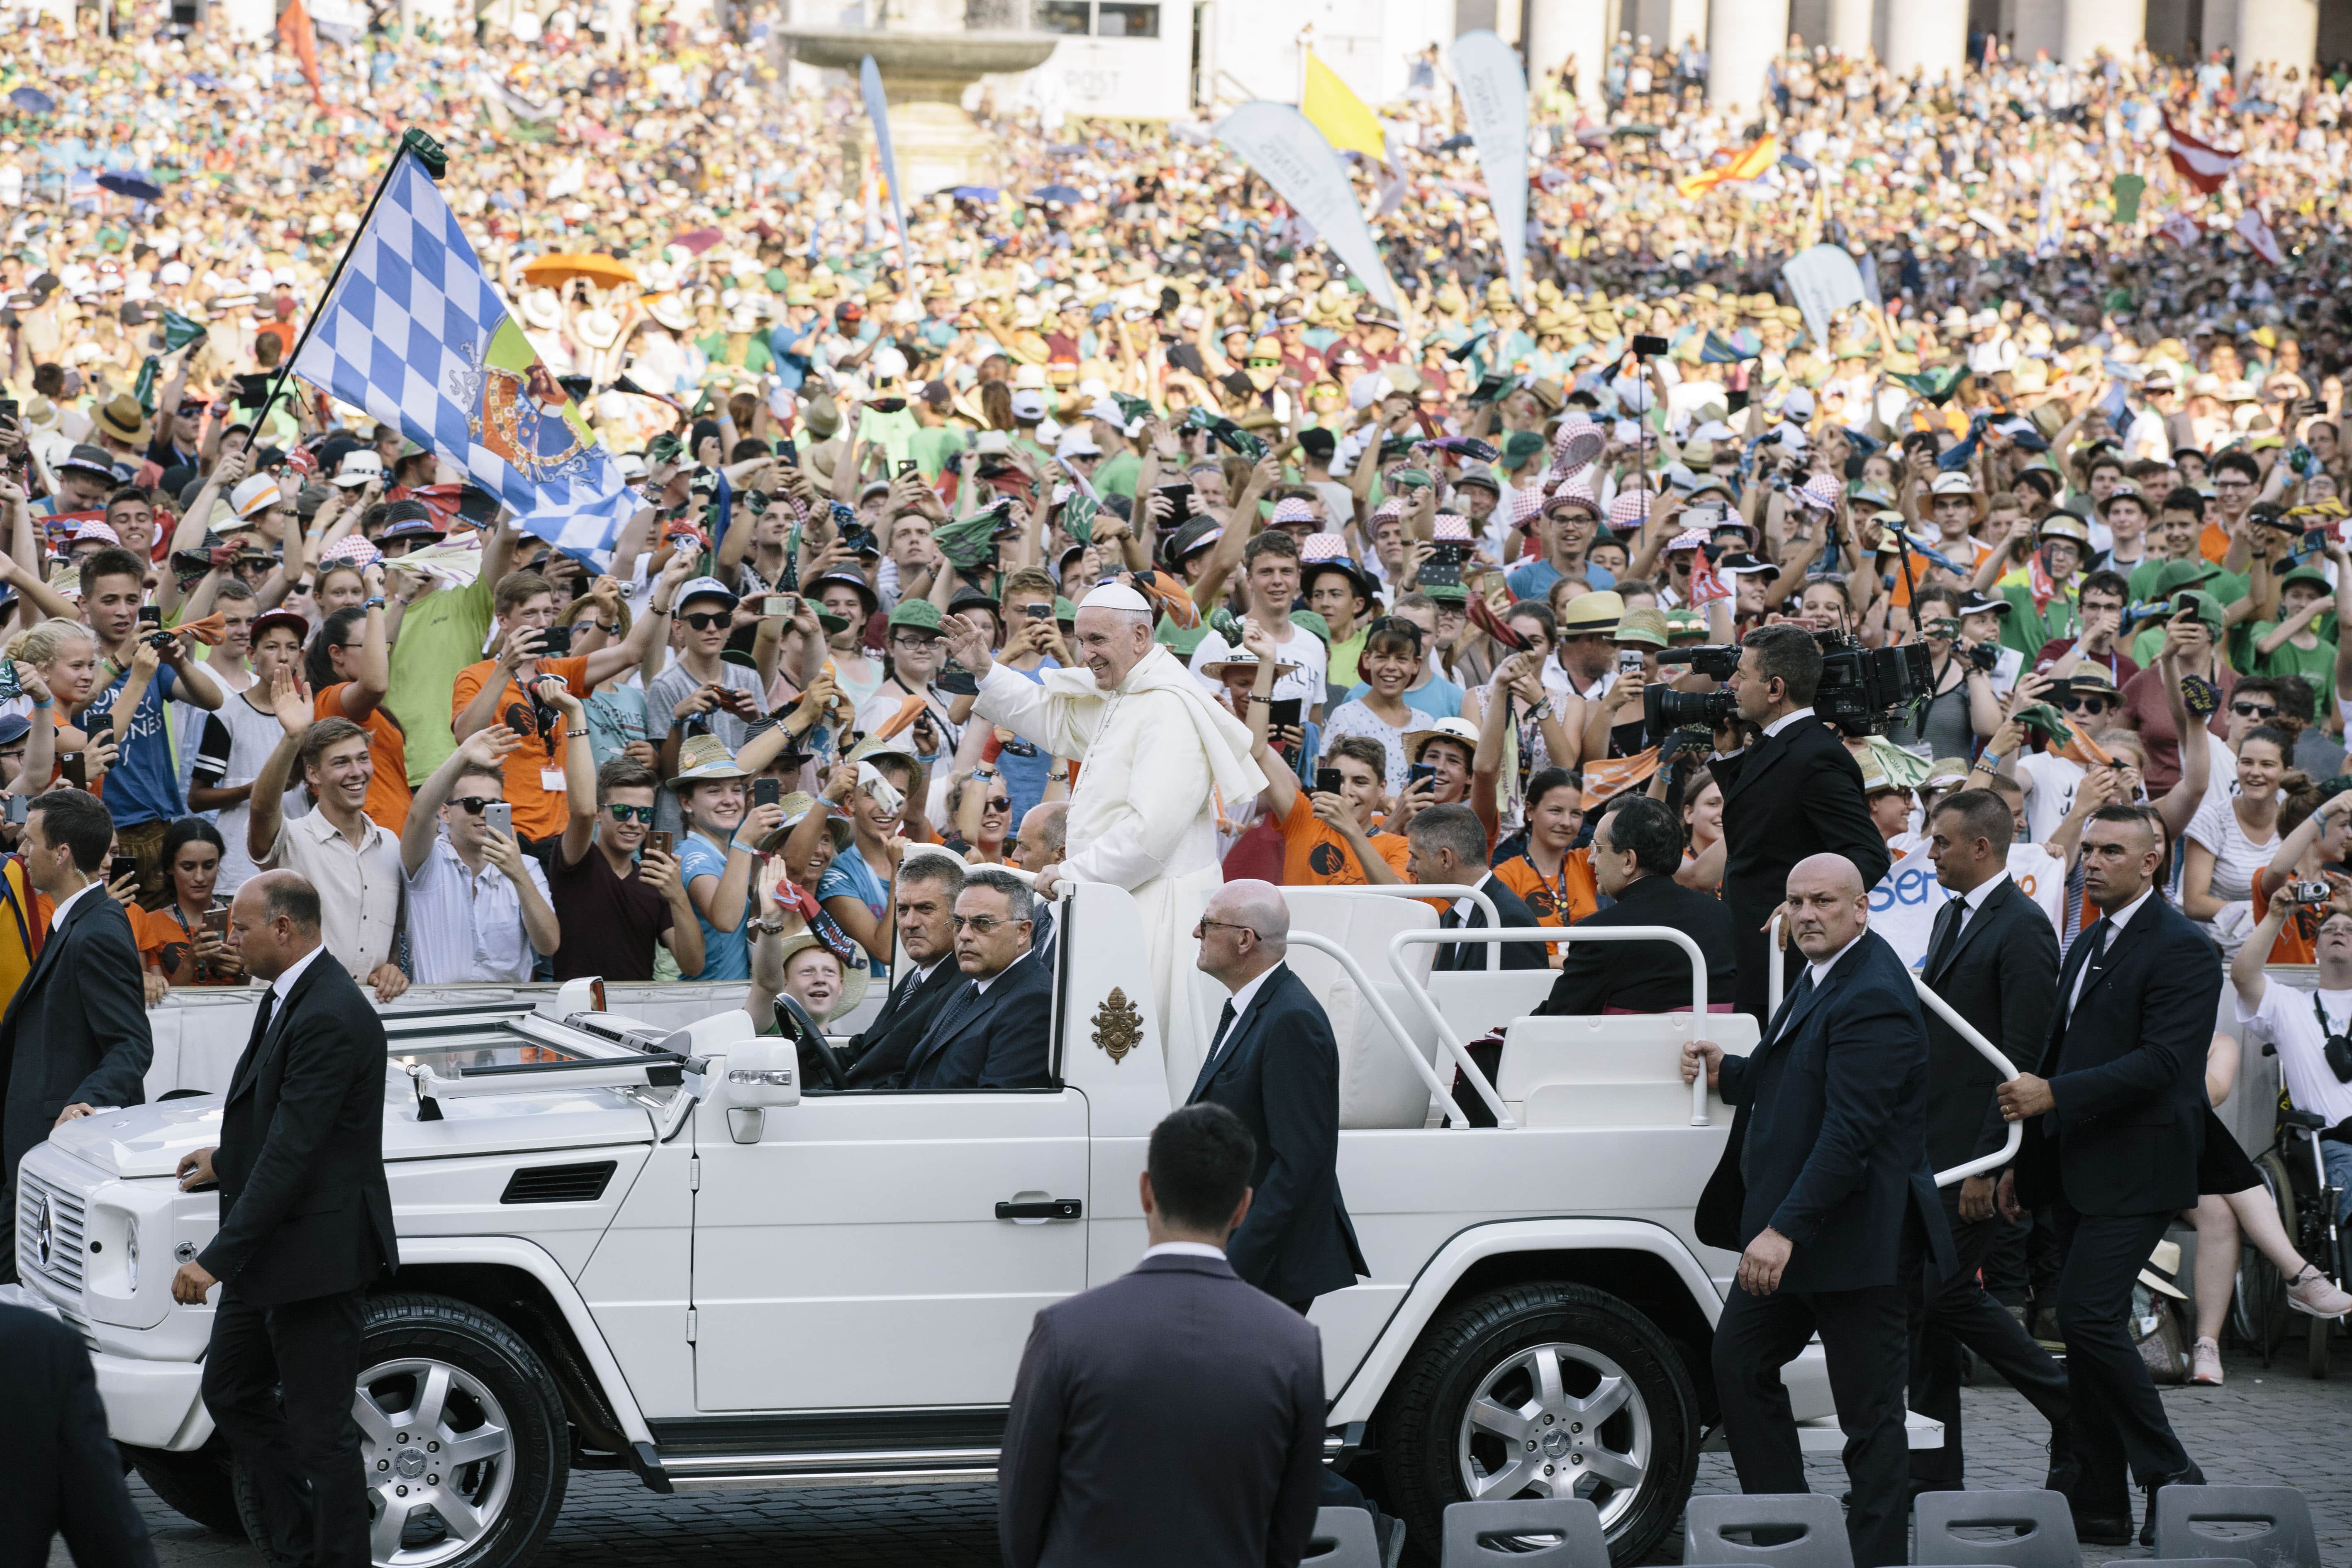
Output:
[719, 1037, 799, 1143]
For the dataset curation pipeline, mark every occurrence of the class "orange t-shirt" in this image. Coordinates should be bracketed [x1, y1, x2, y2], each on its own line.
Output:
[2253, 880, 2318, 964]
[130, 902, 241, 987]
[448, 654, 592, 841]
[317, 683, 412, 832]
[1493, 849, 1600, 928]
[1276, 792, 1411, 886]
[2200, 520, 2233, 565]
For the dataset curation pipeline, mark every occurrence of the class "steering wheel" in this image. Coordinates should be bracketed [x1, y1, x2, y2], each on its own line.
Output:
[777, 993, 847, 1092]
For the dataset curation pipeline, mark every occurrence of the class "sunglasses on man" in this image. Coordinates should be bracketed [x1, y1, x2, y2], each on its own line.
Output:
[2231, 700, 2279, 719]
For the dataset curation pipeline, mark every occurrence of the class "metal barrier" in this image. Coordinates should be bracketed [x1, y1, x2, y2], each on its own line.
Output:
[1387, 924, 1720, 1129]
[1764, 915, 2022, 1187]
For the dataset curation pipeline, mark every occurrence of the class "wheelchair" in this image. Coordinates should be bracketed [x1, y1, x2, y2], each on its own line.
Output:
[2232, 1096, 2349, 1378]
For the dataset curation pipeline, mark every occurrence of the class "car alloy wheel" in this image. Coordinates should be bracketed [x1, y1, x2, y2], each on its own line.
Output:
[1455, 1340, 1651, 1529]
[358, 1357, 518, 1566]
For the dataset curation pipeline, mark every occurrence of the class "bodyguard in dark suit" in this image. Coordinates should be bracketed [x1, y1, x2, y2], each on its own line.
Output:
[1998, 806, 2210, 1544]
[173, 871, 399, 1568]
[0, 1302, 158, 1568]
[1909, 790, 2071, 1493]
[840, 854, 967, 1088]
[0, 792, 151, 1280]
[1398, 804, 1549, 971]
[1186, 879, 1369, 1308]
[998, 1104, 1326, 1568]
[1539, 796, 1738, 1015]
[892, 868, 1053, 1090]
[1685, 854, 1954, 1568]
[1705, 627, 1891, 1020]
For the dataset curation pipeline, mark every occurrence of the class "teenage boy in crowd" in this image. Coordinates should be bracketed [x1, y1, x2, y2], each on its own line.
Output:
[548, 680, 704, 980]
[451, 553, 692, 844]
[76, 546, 227, 899]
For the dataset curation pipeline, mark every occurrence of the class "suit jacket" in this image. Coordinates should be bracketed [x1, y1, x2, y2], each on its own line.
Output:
[1433, 878, 1549, 971]
[1695, 931, 1954, 1294]
[0, 887, 151, 1175]
[0, 1304, 157, 1568]
[997, 1253, 1326, 1568]
[1187, 963, 1370, 1304]
[1919, 876, 2058, 1174]
[894, 949, 1054, 1091]
[1537, 873, 1739, 1016]
[197, 952, 398, 1305]
[841, 956, 965, 1089]
[1711, 716, 1891, 1016]
[2014, 893, 2217, 1215]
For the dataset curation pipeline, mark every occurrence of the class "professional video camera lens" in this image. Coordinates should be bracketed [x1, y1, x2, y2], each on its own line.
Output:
[1644, 681, 1737, 742]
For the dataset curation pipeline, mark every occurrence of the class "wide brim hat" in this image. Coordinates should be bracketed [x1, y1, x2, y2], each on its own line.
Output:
[95, 394, 149, 445]
[1556, 590, 1624, 635]
[1614, 607, 1670, 649]
[771, 929, 871, 1020]
[1196, 639, 1301, 681]
[762, 790, 854, 854]
[667, 733, 752, 789]
[1407, 716, 1480, 761]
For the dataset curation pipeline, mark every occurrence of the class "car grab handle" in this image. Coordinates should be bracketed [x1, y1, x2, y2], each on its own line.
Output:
[994, 1199, 1082, 1221]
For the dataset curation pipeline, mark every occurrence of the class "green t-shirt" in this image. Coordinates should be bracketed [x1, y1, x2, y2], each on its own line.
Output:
[695, 332, 774, 376]
[385, 571, 495, 784]
[907, 426, 963, 483]
[1094, 450, 1142, 499]
[2252, 621, 2337, 706]
[854, 406, 921, 471]
[1326, 627, 1368, 690]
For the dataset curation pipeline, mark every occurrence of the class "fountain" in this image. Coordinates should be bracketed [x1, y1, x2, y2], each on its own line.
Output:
[782, 0, 1060, 198]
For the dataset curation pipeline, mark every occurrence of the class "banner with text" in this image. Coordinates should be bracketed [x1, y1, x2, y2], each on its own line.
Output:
[1869, 844, 2066, 973]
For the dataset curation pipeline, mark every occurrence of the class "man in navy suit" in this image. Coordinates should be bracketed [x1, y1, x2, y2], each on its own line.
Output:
[1186, 879, 1368, 1308]
[1997, 805, 2209, 1545]
[997, 1104, 1326, 1568]
[893, 868, 1053, 1091]
[1685, 853, 1954, 1568]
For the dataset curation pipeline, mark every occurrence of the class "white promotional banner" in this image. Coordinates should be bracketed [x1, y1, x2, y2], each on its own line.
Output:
[1215, 102, 1401, 314]
[1448, 30, 1529, 306]
[1868, 844, 2065, 973]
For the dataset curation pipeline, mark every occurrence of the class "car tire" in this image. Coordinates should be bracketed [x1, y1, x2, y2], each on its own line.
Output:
[122, 1437, 243, 1534]
[229, 1292, 570, 1568]
[1377, 1281, 1697, 1568]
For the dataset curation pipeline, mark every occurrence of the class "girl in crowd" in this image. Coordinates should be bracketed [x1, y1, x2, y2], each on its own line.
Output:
[135, 817, 243, 1000]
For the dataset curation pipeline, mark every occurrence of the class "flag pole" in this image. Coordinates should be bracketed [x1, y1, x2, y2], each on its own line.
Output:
[251, 128, 448, 438]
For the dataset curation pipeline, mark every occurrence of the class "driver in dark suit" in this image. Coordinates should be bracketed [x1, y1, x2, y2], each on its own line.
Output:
[1538, 795, 1738, 1016]
[894, 868, 1053, 1091]
[171, 871, 398, 1568]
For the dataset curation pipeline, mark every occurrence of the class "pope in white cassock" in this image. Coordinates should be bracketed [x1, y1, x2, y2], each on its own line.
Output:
[941, 583, 1265, 1100]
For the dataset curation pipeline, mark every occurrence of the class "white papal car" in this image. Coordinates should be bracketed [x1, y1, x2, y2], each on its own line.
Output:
[15, 881, 1901, 1568]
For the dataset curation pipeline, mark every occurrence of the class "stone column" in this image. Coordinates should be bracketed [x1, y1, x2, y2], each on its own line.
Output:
[1883, 0, 1967, 76]
[2232, 0, 2320, 66]
[2061, 0, 2145, 63]
[1524, 0, 1612, 105]
[1825, 0, 1874, 54]
[1663, 0, 1711, 59]
[1709, 0, 1789, 115]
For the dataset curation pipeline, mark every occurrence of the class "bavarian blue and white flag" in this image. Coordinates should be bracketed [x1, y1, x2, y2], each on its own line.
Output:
[290, 153, 639, 565]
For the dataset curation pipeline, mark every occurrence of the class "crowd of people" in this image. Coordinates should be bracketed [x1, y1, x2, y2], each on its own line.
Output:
[4, 3, 2352, 1562]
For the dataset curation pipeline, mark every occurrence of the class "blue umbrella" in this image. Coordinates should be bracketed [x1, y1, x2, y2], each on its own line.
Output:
[98, 170, 163, 202]
[946, 185, 1000, 203]
[8, 87, 55, 115]
[187, 71, 222, 89]
[1030, 184, 1083, 205]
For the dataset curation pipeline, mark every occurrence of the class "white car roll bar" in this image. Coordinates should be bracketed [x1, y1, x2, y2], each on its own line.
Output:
[1387, 924, 1721, 1129]
[1765, 915, 2023, 1187]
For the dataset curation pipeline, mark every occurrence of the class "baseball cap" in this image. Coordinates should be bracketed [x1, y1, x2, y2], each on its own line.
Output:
[676, 576, 741, 612]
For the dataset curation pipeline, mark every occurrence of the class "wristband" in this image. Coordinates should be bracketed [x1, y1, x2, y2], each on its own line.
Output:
[363, 596, 387, 610]
[1973, 751, 2001, 769]
[32, 697, 50, 708]
[565, 727, 589, 738]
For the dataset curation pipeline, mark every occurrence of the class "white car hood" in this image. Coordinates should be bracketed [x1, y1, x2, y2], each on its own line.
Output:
[51, 1070, 658, 1180]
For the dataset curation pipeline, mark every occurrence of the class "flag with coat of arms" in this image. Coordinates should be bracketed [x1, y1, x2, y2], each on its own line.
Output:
[290, 150, 640, 566]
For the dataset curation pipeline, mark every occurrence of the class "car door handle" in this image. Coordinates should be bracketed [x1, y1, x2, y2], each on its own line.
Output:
[995, 1199, 1082, 1221]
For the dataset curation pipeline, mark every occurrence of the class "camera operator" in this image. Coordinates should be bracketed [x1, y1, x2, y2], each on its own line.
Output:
[1709, 626, 1892, 1019]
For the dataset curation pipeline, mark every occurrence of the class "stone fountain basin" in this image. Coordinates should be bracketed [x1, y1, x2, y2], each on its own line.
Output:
[781, 27, 1059, 77]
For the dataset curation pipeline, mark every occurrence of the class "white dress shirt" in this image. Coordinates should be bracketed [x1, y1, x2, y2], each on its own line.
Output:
[1762, 705, 1818, 740]
[1448, 871, 1497, 927]
[1946, 869, 2010, 941]
[1139, 1241, 1227, 1262]
[1805, 929, 1866, 989]
[2069, 884, 2156, 1019]
[268, 939, 330, 1007]
[46, 877, 104, 932]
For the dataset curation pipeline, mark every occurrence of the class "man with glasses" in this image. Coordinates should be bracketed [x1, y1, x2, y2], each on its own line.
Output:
[397, 722, 559, 984]
[1506, 490, 1604, 600]
[892, 869, 1052, 1091]
[2038, 571, 2139, 688]
[2207, 451, 2262, 558]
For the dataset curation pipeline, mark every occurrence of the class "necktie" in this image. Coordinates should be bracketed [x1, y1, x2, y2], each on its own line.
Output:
[1206, 1000, 1238, 1069]
[2068, 919, 2112, 1021]
[1925, 898, 1964, 978]
[1767, 967, 1814, 1046]
[1438, 907, 1461, 969]
[230, 988, 277, 1098]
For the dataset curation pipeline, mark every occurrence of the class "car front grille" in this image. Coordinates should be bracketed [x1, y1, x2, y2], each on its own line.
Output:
[17, 1168, 88, 1295]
